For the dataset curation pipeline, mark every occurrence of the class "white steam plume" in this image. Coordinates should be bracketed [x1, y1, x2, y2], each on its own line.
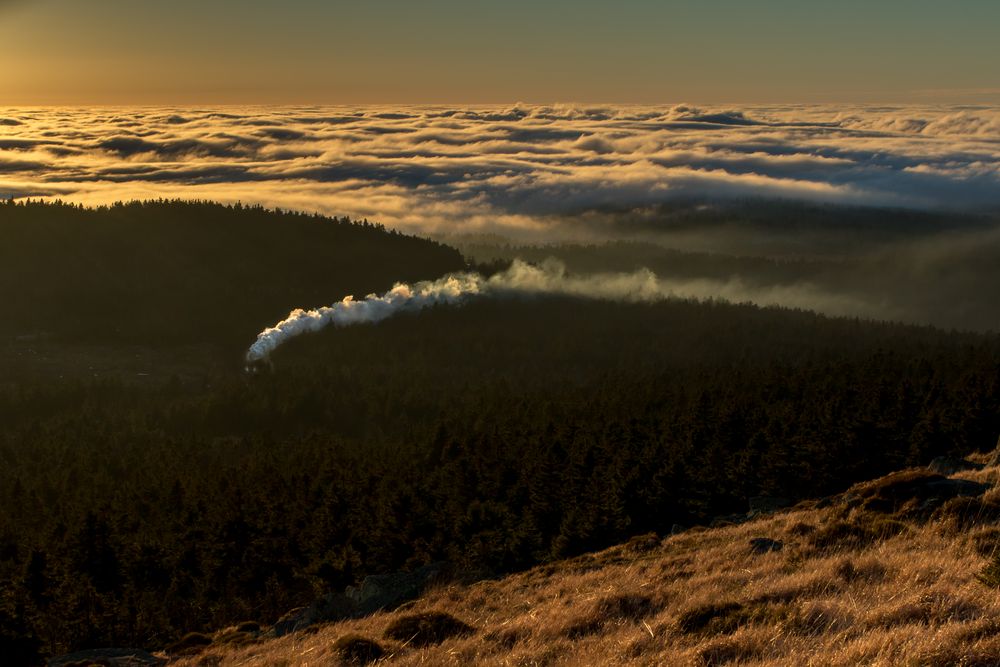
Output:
[246, 270, 485, 364]
[246, 258, 880, 364]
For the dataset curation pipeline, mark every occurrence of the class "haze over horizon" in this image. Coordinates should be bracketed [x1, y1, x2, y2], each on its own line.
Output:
[1, 0, 998, 106]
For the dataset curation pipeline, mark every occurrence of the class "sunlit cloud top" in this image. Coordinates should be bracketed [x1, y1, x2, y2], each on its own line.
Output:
[1, 104, 998, 240]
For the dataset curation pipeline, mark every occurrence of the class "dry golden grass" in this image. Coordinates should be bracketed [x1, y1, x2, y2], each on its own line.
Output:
[170, 463, 1000, 666]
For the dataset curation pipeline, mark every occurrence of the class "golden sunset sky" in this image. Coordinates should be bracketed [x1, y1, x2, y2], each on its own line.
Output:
[0, 0, 997, 105]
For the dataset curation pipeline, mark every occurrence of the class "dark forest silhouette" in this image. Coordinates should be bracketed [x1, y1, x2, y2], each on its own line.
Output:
[0, 201, 997, 661]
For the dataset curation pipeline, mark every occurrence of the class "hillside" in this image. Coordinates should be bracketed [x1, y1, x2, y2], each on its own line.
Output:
[4, 295, 999, 664]
[0, 199, 465, 349]
[159, 453, 1000, 666]
[4, 201, 1000, 665]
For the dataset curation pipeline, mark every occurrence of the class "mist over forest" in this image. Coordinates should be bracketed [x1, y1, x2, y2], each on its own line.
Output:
[449, 199, 1000, 332]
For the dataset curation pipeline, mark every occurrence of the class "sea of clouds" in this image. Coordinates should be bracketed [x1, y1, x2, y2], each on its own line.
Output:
[0, 104, 998, 240]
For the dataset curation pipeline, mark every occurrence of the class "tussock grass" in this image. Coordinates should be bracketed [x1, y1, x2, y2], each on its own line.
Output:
[170, 464, 1000, 666]
[165, 631, 213, 656]
[382, 611, 475, 647]
[331, 634, 385, 664]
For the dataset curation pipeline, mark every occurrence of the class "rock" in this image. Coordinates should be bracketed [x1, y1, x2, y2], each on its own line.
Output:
[48, 648, 165, 667]
[855, 470, 990, 515]
[927, 456, 984, 475]
[670, 523, 686, 535]
[748, 496, 790, 514]
[749, 537, 783, 554]
[272, 593, 357, 637]
[272, 562, 449, 637]
[873, 471, 979, 501]
[269, 606, 306, 637]
[345, 561, 449, 614]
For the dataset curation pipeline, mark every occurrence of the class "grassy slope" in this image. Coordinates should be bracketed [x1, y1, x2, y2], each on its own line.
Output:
[171, 456, 1000, 666]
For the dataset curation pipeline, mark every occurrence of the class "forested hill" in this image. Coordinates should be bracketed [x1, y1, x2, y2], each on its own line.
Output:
[0, 199, 465, 347]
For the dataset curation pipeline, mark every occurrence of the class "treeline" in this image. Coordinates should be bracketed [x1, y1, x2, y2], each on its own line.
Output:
[0, 199, 465, 347]
[1, 296, 998, 660]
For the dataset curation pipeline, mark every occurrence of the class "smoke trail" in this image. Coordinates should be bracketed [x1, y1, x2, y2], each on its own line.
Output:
[246, 258, 882, 364]
[245, 259, 647, 364]
[246, 272, 485, 364]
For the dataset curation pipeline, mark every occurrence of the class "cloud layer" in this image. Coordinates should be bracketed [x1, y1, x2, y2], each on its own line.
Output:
[1, 104, 998, 240]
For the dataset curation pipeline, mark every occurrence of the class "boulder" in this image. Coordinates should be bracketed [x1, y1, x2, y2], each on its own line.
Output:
[271, 561, 449, 637]
[345, 561, 449, 613]
[855, 470, 990, 515]
[272, 594, 357, 637]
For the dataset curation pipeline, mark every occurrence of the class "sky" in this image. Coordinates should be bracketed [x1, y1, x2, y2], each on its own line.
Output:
[0, 0, 998, 105]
